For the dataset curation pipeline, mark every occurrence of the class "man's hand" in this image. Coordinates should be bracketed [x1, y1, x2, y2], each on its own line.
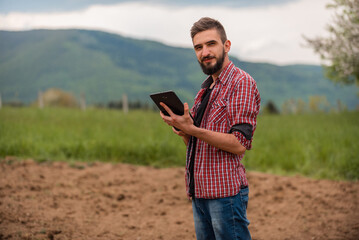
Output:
[159, 102, 193, 145]
[159, 102, 194, 132]
[172, 127, 190, 145]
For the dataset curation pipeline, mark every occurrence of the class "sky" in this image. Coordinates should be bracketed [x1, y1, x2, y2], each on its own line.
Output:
[0, 0, 334, 65]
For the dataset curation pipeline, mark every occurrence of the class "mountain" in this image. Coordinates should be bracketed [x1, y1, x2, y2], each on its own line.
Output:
[0, 29, 357, 109]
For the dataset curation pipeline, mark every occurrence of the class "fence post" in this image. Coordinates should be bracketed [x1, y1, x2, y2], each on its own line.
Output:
[122, 94, 128, 114]
[38, 91, 44, 109]
[80, 93, 86, 111]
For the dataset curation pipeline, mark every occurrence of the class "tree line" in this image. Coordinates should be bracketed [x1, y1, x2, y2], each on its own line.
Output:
[1, 87, 353, 114]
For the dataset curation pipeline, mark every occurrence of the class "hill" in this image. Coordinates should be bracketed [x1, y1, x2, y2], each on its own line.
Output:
[0, 29, 357, 109]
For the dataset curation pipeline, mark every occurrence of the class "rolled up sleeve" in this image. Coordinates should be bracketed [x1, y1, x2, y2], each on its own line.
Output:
[227, 76, 260, 150]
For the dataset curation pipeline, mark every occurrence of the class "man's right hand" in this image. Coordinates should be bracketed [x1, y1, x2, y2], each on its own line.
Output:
[160, 102, 193, 145]
[172, 127, 190, 145]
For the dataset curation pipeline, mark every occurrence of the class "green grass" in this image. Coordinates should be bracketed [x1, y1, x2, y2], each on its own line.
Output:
[0, 107, 358, 180]
[244, 112, 359, 180]
[0, 107, 186, 168]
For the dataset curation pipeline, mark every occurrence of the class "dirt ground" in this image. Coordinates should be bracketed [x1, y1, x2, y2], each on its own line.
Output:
[1, 158, 358, 240]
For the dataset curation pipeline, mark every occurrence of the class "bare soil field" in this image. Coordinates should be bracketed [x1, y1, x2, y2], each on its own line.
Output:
[1, 158, 358, 240]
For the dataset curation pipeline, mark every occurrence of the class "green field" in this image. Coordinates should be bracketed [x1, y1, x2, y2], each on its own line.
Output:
[0, 107, 358, 181]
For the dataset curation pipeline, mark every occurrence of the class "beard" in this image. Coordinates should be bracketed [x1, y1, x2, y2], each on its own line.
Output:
[198, 49, 226, 75]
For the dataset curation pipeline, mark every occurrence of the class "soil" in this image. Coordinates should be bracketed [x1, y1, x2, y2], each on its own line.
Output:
[1, 158, 358, 240]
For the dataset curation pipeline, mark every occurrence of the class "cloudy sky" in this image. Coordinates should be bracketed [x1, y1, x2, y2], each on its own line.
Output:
[0, 0, 334, 65]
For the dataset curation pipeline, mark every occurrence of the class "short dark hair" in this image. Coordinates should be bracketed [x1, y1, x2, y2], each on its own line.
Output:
[190, 17, 227, 43]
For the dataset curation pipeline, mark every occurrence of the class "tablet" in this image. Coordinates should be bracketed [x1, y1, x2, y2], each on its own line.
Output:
[150, 90, 185, 116]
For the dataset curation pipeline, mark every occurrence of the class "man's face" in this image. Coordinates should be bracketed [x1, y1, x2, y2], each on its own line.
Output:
[192, 29, 229, 76]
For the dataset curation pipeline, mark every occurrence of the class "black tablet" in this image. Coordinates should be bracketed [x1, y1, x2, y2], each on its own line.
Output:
[150, 90, 185, 116]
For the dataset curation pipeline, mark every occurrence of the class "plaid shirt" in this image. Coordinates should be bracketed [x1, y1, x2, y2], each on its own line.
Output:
[186, 61, 261, 199]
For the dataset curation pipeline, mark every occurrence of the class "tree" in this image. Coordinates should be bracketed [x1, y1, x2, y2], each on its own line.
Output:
[305, 0, 359, 86]
[39, 88, 78, 108]
[263, 100, 280, 114]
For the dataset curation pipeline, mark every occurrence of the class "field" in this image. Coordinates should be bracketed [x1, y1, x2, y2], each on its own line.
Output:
[0, 107, 358, 180]
[1, 107, 359, 239]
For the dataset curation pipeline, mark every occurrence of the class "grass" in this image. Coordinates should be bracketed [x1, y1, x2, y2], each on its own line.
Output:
[0, 106, 358, 180]
[244, 112, 359, 180]
[0, 107, 186, 168]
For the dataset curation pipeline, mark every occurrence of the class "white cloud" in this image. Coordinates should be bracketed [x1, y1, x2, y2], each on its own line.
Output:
[0, 0, 332, 65]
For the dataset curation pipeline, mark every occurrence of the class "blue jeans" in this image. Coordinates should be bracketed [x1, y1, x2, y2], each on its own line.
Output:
[192, 187, 251, 240]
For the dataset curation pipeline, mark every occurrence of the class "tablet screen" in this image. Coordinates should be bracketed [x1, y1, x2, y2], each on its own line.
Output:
[150, 91, 184, 116]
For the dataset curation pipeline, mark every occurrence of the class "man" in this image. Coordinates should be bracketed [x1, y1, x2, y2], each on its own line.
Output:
[160, 17, 260, 240]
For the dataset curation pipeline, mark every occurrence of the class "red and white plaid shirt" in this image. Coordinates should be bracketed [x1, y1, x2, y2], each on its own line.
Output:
[186, 61, 261, 199]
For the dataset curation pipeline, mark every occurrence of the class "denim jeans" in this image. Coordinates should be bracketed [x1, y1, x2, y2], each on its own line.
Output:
[192, 187, 251, 240]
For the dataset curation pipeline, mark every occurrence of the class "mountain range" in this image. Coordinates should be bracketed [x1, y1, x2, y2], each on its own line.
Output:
[0, 29, 357, 110]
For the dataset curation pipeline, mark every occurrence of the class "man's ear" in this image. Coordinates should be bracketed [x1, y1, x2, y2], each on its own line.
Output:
[224, 40, 231, 53]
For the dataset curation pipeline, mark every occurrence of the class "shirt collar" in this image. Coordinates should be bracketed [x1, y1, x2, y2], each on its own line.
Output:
[201, 61, 234, 89]
[217, 61, 234, 86]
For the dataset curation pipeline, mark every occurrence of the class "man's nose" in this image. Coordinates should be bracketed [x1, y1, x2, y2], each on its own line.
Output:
[201, 46, 210, 57]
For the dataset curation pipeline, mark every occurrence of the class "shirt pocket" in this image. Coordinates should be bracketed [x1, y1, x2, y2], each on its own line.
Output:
[208, 98, 227, 124]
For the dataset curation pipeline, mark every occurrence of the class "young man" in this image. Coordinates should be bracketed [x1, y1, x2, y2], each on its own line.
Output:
[160, 17, 260, 240]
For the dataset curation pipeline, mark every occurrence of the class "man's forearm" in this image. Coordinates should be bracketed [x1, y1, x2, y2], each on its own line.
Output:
[159, 102, 244, 154]
[187, 125, 246, 156]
